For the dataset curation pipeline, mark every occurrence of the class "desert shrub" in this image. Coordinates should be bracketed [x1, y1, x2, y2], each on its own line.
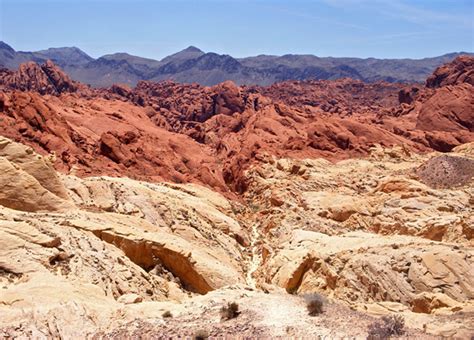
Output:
[194, 329, 209, 340]
[367, 314, 405, 339]
[303, 293, 325, 316]
[220, 301, 240, 320]
[249, 203, 260, 212]
[162, 310, 172, 318]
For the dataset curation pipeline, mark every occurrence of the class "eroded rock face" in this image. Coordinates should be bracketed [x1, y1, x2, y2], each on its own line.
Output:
[238, 144, 473, 325]
[0, 139, 248, 336]
[426, 55, 474, 88]
[0, 137, 73, 212]
[0, 158, 72, 212]
[416, 83, 474, 133]
[0, 90, 230, 195]
[0, 163, 246, 297]
[243, 146, 473, 246]
[62, 176, 247, 293]
[1, 58, 474, 338]
[264, 231, 473, 306]
[0, 136, 70, 199]
[1, 60, 473, 195]
[212, 80, 245, 116]
[0, 60, 79, 94]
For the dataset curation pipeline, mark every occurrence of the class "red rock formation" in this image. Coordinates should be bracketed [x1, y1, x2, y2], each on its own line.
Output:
[426, 55, 474, 88]
[398, 86, 420, 105]
[382, 56, 474, 151]
[0, 59, 473, 193]
[41, 59, 78, 93]
[0, 90, 229, 194]
[416, 84, 473, 132]
[416, 56, 474, 135]
[252, 78, 405, 117]
[0, 60, 81, 95]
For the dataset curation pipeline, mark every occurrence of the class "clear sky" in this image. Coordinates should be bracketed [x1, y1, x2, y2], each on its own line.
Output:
[0, 0, 473, 60]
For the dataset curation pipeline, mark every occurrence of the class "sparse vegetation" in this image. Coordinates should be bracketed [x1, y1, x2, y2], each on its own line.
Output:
[248, 203, 260, 213]
[162, 310, 172, 318]
[367, 314, 405, 339]
[304, 293, 325, 316]
[220, 301, 240, 320]
[194, 329, 209, 340]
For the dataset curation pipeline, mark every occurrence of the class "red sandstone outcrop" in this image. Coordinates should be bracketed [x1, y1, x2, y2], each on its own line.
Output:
[0, 58, 473, 193]
[416, 83, 473, 133]
[382, 56, 474, 152]
[1, 58, 474, 338]
[426, 55, 474, 88]
[0, 90, 229, 194]
[0, 60, 80, 94]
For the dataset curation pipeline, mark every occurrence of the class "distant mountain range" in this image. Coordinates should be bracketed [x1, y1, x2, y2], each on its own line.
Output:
[1, 41, 472, 87]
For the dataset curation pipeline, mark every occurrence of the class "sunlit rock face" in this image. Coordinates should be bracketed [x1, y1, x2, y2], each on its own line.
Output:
[0, 57, 473, 338]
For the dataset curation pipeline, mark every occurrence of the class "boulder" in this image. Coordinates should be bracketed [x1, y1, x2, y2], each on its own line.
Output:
[118, 293, 143, 304]
[0, 157, 73, 212]
[0, 136, 70, 199]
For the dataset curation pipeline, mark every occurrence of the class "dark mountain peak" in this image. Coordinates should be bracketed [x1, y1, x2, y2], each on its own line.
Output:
[198, 52, 236, 62]
[37, 46, 91, 56]
[0, 41, 15, 53]
[40, 46, 83, 53]
[441, 52, 471, 58]
[194, 53, 242, 72]
[95, 55, 131, 67]
[34, 46, 93, 65]
[183, 46, 203, 53]
[161, 46, 205, 64]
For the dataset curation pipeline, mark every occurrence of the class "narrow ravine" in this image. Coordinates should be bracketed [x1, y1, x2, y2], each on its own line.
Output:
[246, 222, 261, 288]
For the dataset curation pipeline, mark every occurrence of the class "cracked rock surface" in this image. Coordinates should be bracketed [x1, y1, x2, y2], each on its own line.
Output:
[0, 137, 472, 338]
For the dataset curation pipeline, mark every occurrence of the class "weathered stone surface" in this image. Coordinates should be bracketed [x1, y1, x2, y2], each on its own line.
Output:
[1, 58, 473, 196]
[118, 293, 143, 304]
[239, 145, 473, 333]
[426, 55, 474, 88]
[0, 157, 73, 212]
[0, 139, 247, 336]
[0, 57, 473, 338]
[264, 230, 473, 309]
[0, 136, 70, 199]
[0, 60, 79, 95]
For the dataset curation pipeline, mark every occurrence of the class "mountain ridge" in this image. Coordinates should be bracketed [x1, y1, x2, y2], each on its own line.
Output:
[1, 41, 472, 87]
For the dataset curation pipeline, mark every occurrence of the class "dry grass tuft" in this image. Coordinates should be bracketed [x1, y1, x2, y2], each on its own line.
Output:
[220, 302, 240, 321]
[162, 310, 172, 318]
[303, 293, 325, 316]
[194, 329, 209, 340]
[367, 314, 405, 339]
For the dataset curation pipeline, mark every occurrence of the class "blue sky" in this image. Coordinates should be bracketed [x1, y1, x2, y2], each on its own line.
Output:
[0, 0, 473, 59]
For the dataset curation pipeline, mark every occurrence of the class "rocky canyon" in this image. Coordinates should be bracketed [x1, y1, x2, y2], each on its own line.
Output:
[0, 55, 473, 338]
